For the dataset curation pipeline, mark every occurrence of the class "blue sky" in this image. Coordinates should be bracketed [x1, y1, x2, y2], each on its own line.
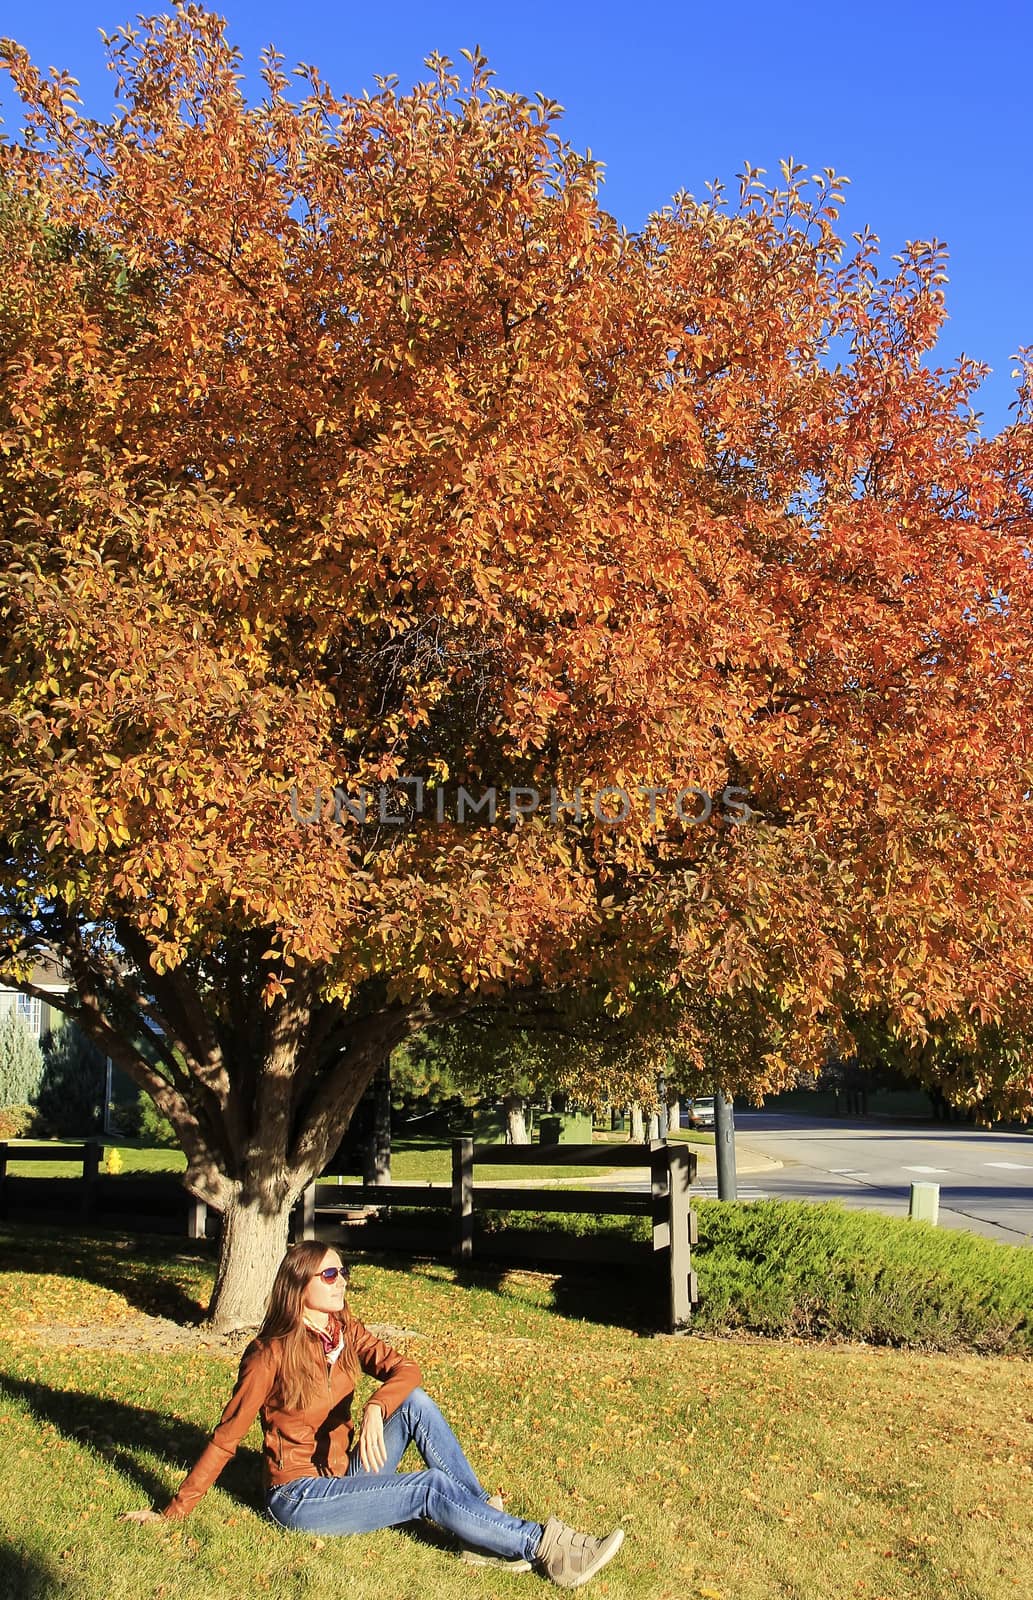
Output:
[2, 0, 1030, 435]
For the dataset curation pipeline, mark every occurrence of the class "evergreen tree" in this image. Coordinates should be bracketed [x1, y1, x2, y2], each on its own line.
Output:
[0, 1008, 44, 1107]
[32, 1025, 107, 1136]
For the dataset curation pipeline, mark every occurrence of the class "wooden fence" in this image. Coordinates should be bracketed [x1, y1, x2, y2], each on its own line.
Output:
[295, 1138, 699, 1330]
[0, 1140, 208, 1237]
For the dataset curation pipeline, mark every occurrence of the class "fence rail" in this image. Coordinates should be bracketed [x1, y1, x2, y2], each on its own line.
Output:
[0, 1140, 103, 1221]
[0, 1140, 209, 1236]
[296, 1138, 699, 1331]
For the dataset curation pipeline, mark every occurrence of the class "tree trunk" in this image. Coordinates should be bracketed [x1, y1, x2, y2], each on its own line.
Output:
[503, 1092, 529, 1144]
[629, 1103, 645, 1142]
[363, 1063, 392, 1184]
[668, 1096, 680, 1131]
[206, 1188, 295, 1333]
[27, 938, 462, 1330]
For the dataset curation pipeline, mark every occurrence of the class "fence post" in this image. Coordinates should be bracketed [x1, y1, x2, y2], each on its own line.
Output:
[187, 1195, 208, 1241]
[666, 1143, 697, 1329]
[82, 1139, 101, 1222]
[0, 1142, 7, 1221]
[451, 1137, 474, 1260]
[909, 1181, 939, 1225]
[300, 1181, 316, 1241]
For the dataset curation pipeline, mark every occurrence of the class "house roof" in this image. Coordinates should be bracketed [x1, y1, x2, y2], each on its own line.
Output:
[0, 952, 71, 992]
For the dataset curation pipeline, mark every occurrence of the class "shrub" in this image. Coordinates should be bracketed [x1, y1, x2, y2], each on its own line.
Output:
[691, 1199, 1033, 1354]
[116, 1090, 179, 1147]
[0, 1009, 45, 1107]
[31, 1024, 107, 1136]
[0, 1102, 35, 1139]
[133, 1091, 179, 1147]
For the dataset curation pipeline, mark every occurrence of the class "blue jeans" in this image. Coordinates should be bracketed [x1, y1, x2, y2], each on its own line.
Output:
[265, 1387, 544, 1562]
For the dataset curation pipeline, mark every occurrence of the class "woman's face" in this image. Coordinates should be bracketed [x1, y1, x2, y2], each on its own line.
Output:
[301, 1248, 349, 1318]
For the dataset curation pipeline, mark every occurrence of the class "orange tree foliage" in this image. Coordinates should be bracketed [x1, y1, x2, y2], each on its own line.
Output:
[2, 8, 1032, 1322]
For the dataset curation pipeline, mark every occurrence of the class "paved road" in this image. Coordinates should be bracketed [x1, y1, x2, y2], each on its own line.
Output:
[693, 1113, 1033, 1246]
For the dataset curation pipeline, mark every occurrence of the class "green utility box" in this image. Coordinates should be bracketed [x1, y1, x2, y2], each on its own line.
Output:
[537, 1112, 593, 1145]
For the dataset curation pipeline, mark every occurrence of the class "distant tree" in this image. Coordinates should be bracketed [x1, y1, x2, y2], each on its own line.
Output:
[127, 1089, 180, 1147]
[0, 1008, 44, 1107]
[843, 1003, 1031, 1126]
[448, 1029, 545, 1145]
[390, 1033, 473, 1119]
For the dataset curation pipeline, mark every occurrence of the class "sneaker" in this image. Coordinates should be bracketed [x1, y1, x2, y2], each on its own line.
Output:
[534, 1515, 625, 1589]
[459, 1492, 533, 1572]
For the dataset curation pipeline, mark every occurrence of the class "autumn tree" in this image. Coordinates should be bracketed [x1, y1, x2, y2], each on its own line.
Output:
[2, 8, 1032, 1327]
[413, 988, 725, 1143]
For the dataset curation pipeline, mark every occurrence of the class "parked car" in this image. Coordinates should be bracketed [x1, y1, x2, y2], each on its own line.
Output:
[686, 1095, 716, 1129]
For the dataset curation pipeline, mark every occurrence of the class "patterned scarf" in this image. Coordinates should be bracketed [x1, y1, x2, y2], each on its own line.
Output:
[303, 1311, 345, 1365]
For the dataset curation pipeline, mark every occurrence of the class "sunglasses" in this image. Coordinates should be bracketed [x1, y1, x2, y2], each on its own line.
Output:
[313, 1266, 350, 1284]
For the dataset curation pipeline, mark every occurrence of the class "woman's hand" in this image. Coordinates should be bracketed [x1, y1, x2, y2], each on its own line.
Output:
[119, 1508, 165, 1524]
[358, 1401, 387, 1473]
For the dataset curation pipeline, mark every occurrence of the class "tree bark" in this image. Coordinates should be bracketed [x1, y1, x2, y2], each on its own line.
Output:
[363, 1063, 392, 1184]
[503, 1091, 529, 1144]
[629, 1103, 645, 1142]
[206, 1187, 295, 1333]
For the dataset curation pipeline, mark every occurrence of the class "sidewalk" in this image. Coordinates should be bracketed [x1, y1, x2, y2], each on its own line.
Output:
[686, 1140, 783, 1177]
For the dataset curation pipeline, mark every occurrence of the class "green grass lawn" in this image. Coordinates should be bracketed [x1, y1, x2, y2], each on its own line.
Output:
[2, 1141, 189, 1178]
[0, 1223, 1030, 1600]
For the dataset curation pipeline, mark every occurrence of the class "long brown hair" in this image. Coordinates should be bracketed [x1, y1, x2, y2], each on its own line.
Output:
[256, 1242, 359, 1410]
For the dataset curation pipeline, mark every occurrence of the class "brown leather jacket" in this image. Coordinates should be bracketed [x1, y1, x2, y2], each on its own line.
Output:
[161, 1310, 422, 1519]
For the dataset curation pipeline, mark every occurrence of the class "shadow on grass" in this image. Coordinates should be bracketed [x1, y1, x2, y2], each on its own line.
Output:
[0, 1541, 69, 1600]
[347, 1248, 666, 1336]
[0, 1222, 215, 1326]
[0, 1220, 669, 1337]
[0, 1369, 518, 1562]
[0, 1369, 264, 1516]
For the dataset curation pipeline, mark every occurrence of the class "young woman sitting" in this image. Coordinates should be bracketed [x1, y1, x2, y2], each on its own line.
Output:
[121, 1241, 624, 1589]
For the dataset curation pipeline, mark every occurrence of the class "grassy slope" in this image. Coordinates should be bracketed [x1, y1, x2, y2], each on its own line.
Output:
[0, 1225, 1030, 1600]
